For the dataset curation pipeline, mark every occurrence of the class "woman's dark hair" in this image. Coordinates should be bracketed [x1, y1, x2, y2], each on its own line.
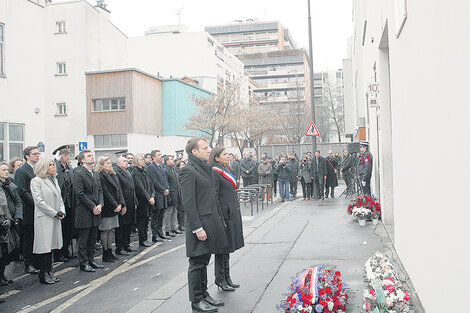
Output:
[209, 146, 226, 166]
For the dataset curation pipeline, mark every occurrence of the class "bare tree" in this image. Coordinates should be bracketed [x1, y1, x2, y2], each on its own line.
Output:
[185, 82, 241, 147]
[322, 80, 345, 142]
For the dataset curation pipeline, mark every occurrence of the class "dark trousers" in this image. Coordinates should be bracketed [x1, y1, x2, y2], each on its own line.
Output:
[136, 214, 149, 242]
[35, 252, 52, 273]
[214, 253, 230, 284]
[151, 209, 165, 237]
[242, 177, 253, 187]
[188, 253, 211, 303]
[362, 177, 371, 196]
[115, 224, 131, 251]
[325, 186, 335, 198]
[273, 179, 278, 194]
[300, 178, 312, 198]
[22, 223, 35, 266]
[313, 174, 325, 199]
[309, 182, 314, 197]
[343, 173, 353, 192]
[176, 196, 185, 228]
[289, 181, 298, 196]
[77, 226, 98, 266]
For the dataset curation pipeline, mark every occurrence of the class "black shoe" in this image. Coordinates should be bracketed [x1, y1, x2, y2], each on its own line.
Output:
[0, 279, 7, 286]
[25, 265, 39, 274]
[48, 272, 59, 282]
[157, 230, 169, 239]
[80, 264, 95, 272]
[124, 246, 137, 252]
[152, 236, 164, 242]
[108, 249, 119, 260]
[178, 226, 186, 231]
[102, 250, 114, 263]
[204, 295, 224, 307]
[173, 229, 183, 234]
[166, 231, 176, 237]
[215, 281, 235, 292]
[0, 274, 13, 284]
[191, 300, 218, 312]
[88, 260, 104, 269]
[226, 276, 240, 288]
[54, 256, 69, 262]
[115, 249, 130, 256]
[139, 241, 152, 247]
[39, 272, 55, 284]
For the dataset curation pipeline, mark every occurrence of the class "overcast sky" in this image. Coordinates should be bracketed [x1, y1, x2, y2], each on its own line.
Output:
[86, 0, 353, 71]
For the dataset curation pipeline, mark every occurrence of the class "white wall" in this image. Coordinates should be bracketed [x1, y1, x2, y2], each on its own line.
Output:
[348, 0, 470, 311]
[0, 0, 46, 156]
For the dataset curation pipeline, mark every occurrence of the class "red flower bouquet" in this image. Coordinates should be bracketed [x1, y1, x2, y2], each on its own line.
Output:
[347, 195, 381, 219]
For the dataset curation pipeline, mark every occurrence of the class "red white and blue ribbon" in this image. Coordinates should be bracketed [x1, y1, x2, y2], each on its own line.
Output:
[212, 166, 237, 190]
[300, 266, 319, 305]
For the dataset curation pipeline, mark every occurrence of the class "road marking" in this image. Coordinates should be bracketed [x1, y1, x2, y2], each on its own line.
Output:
[13, 261, 65, 282]
[0, 289, 21, 299]
[54, 267, 74, 277]
[18, 242, 163, 313]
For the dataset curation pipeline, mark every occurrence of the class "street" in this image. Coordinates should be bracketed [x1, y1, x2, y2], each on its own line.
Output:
[0, 184, 420, 313]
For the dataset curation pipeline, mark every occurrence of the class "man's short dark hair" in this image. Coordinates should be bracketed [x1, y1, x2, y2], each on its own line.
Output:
[23, 146, 38, 159]
[144, 153, 151, 158]
[126, 152, 134, 157]
[150, 150, 160, 158]
[77, 149, 92, 163]
[164, 155, 174, 164]
[185, 138, 206, 155]
[315, 150, 321, 154]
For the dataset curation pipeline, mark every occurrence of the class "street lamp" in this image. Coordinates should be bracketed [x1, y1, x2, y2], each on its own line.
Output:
[307, 0, 317, 152]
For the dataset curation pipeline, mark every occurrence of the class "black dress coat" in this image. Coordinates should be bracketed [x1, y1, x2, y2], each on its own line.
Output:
[132, 166, 155, 219]
[0, 178, 23, 221]
[164, 166, 180, 208]
[99, 171, 125, 218]
[55, 160, 76, 236]
[73, 166, 103, 229]
[311, 156, 328, 178]
[146, 162, 169, 210]
[14, 163, 35, 225]
[212, 165, 244, 253]
[115, 167, 137, 225]
[179, 155, 228, 258]
[325, 157, 339, 188]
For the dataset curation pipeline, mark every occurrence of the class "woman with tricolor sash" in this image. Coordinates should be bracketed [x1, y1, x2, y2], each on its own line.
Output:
[209, 147, 245, 292]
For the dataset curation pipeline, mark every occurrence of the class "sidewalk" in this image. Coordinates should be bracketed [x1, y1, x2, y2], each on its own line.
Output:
[133, 186, 419, 313]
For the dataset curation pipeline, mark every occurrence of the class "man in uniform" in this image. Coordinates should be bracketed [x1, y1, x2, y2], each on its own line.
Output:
[53, 145, 74, 261]
[357, 141, 373, 196]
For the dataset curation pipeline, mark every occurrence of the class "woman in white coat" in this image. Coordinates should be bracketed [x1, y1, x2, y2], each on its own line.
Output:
[30, 157, 65, 285]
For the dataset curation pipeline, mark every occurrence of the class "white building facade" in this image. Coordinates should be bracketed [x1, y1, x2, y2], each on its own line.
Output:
[343, 1, 470, 312]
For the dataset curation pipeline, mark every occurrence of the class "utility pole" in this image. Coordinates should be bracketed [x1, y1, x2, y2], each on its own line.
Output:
[307, 0, 317, 152]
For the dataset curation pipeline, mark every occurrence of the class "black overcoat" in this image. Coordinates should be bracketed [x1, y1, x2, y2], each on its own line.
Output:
[212, 165, 244, 253]
[1, 178, 23, 221]
[164, 166, 180, 207]
[14, 163, 35, 225]
[73, 166, 103, 229]
[146, 162, 168, 210]
[132, 166, 155, 219]
[179, 155, 228, 257]
[99, 171, 125, 218]
[325, 157, 339, 188]
[311, 156, 328, 178]
[115, 167, 137, 225]
[55, 160, 76, 237]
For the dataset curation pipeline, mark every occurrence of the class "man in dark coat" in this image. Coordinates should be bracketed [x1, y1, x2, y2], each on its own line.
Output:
[288, 154, 299, 198]
[14, 146, 40, 274]
[357, 141, 373, 196]
[272, 154, 279, 196]
[325, 150, 339, 198]
[341, 149, 354, 193]
[164, 155, 182, 236]
[311, 150, 327, 200]
[53, 146, 74, 261]
[73, 150, 104, 272]
[240, 153, 255, 187]
[146, 150, 169, 241]
[228, 154, 240, 188]
[115, 157, 138, 254]
[180, 138, 228, 312]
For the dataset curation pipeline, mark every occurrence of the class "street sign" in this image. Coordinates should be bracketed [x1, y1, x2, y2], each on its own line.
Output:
[37, 142, 45, 152]
[305, 121, 320, 137]
[78, 142, 88, 152]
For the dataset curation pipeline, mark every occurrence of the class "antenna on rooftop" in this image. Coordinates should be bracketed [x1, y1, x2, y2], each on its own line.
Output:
[96, 0, 107, 10]
[175, 7, 184, 24]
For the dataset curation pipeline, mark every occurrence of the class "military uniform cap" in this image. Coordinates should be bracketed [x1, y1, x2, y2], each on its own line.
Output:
[114, 149, 128, 156]
[359, 140, 369, 146]
[52, 145, 70, 155]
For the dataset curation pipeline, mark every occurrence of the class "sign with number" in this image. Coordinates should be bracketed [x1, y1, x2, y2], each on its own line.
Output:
[37, 142, 45, 152]
[78, 142, 88, 152]
[305, 121, 320, 137]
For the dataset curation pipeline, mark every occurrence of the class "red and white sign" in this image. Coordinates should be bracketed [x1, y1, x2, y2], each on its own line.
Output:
[305, 121, 320, 137]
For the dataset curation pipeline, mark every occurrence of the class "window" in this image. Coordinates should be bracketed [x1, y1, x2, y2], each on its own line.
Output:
[56, 62, 66, 75]
[0, 123, 24, 161]
[94, 134, 127, 148]
[0, 23, 4, 76]
[56, 21, 66, 34]
[56, 103, 67, 116]
[92, 97, 126, 112]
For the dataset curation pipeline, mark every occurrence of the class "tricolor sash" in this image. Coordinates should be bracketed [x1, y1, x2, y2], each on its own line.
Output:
[300, 266, 319, 305]
[213, 166, 237, 190]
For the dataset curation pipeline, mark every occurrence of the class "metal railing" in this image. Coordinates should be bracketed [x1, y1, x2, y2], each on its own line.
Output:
[237, 183, 273, 216]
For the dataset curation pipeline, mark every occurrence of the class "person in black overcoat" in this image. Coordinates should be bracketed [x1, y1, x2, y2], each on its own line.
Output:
[14, 146, 41, 274]
[163, 155, 182, 236]
[53, 147, 74, 261]
[325, 150, 339, 198]
[131, 154, 155, 247]
[146, 150, 169, 241]
[180, 138, 228, 312]
[210, 147, 244, 292]
[115, 157, 138, 254]
[73, 150, 104, 272]
[310, 150, 328, 200]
